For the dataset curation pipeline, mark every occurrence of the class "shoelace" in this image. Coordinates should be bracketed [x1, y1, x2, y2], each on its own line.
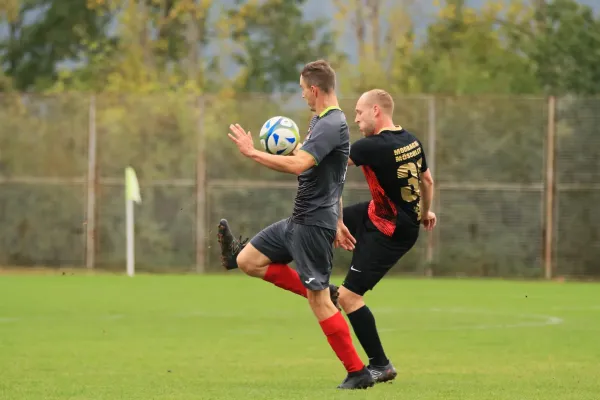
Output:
[231, 236, 249, 254]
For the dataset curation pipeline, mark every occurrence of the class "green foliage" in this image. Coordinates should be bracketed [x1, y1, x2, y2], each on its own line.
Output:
[0, 94, 89, 266]
[396, 0, 540, 95]
[94, 93, 199, 268]
[227, 0, 341, 93]
[0, 0, 112, 91]
[554, 97, 600, 276]
[526, 0, 600, 95]
[1, 0, 600, 276]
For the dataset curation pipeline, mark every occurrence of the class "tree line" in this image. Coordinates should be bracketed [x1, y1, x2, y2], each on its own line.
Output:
[1, 0, 600, 96]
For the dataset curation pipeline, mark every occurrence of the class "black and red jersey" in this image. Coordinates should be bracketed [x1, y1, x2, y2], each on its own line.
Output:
[350, 127, 428, 236]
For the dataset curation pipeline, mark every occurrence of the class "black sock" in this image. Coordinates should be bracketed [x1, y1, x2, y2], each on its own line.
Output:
[347, 305, 388, 367]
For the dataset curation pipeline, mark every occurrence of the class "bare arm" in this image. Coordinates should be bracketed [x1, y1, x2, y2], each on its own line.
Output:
[228, 123, 315, 175]
[248, 148, 315, 176]
[419, 169, 434, 217]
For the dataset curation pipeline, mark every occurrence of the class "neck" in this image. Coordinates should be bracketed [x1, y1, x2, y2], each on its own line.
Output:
[314, 94, 339, 116]
[374, 118, 396, 134]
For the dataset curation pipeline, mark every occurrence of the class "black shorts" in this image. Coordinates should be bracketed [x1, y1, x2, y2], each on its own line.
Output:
[341, 202, 419, 296]
[250, 218, 336, 291]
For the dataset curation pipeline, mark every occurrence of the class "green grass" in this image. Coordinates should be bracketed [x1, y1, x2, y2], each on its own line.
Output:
[1, 273, 599, 399]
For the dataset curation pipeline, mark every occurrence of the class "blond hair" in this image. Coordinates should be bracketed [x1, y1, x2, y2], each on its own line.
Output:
[364, 89, 394, 116]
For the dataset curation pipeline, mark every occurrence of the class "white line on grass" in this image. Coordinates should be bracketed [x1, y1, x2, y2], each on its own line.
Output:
[373, 307, 564, 332]
[0, 308, 565, 332]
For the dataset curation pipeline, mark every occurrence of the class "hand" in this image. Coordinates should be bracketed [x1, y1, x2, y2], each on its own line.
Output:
[421, 211, 437, 231]
[228, 123, 255, 157]
[335, 222, 356, 251]
[290, 142, 302, 156]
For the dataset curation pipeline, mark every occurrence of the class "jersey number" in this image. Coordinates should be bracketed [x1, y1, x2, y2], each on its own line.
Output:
[397, 158, 422, 218]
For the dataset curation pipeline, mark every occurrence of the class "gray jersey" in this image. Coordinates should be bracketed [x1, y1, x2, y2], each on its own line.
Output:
[291, 107, 350, 230]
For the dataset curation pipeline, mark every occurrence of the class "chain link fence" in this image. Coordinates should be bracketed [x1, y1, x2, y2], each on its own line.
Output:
[0, 93, 598, 278]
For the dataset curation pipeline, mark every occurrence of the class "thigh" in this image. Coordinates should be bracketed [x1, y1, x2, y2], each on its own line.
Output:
[342, 201, 369, 238]
[249, 218, 293, 265]
[289, 223, 336, 291]
[342, 223, 418, 296]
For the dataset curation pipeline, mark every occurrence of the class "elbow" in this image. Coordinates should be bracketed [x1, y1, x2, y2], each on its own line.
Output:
[290, 163, 308, 176]
[291, 167, 304, 176]
[290, 160, 313, 176]
[420, 176, 434, 190]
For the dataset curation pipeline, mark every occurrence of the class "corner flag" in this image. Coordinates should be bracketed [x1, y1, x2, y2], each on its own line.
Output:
[125, 167, 141, 277]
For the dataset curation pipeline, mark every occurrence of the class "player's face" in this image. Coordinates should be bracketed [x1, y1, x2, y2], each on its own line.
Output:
[300, 76, 316, 112]
[355, 98, 376, 136]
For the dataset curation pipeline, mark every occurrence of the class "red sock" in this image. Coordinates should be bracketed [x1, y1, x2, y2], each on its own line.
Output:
[319, 311, 365, 373]
[263, 264, 307, 297]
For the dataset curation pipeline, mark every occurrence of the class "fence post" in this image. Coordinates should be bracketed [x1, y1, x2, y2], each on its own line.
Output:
[86, 95, 97, 269]
[196, 96, 207, 273]
[543, 96, 557, 279]
[425, 95, 437, 276]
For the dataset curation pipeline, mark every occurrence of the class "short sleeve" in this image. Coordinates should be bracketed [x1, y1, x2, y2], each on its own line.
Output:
[300, 120, 340, 165]
[419, 141, 428, 172]
[349, 137, 381, 167]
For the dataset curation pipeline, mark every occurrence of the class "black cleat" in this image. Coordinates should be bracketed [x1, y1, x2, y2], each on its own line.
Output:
[337, 367, 375, 390]
[367, 361, 397, 383]
[329, 283, 341, 311]
[217, 219, 248, 270]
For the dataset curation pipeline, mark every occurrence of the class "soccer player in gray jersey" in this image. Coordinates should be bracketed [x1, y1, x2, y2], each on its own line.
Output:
[220, 60, 374, 390]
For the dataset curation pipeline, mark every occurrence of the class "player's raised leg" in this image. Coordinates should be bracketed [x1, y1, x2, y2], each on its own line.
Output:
[217, 218, 340, 305]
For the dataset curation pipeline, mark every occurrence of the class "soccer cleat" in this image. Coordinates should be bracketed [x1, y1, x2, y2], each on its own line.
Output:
[217, 219, 248, 270]
[337, 367, 375, 390]
[367, 361, 397, 384]
[329, 283, 341, 311]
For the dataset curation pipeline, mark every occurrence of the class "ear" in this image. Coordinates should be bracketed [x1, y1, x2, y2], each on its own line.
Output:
[311, 85, 319, 97]
[373, 104, 380, 116]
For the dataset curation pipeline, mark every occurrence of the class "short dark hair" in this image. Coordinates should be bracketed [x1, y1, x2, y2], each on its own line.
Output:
[301, 60, 336, 93]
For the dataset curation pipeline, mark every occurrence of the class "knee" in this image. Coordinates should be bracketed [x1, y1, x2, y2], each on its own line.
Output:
[307, 289, 330, 308]
[236, 248, 263, 277]
[338, 286, 364, 314]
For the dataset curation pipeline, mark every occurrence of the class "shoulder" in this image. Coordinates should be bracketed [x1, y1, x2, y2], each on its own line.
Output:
[351, 135, 384, 154]
[311, 110, 348, 138]
[356, 132, 390, 147]
[318, 109, 347, 128]
[354, 134, 383, 146]
[397, 129, 422, 144]
[384, 128, 425, 150]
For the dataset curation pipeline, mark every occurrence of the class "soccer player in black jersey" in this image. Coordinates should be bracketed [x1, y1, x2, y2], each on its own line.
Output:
[220, 60, 374, 390]
[334, 89, 437, 383]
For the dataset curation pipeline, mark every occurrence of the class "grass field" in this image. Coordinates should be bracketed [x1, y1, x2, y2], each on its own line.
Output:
[1, 272, 599, 400]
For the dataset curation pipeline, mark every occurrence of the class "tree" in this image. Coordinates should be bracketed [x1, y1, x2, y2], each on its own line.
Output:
[0, 0, 112, 91]
[398, 0, 540, 95]
[332, 0, 417, 94]
[227, 0, 341, 93]
[525, 0, 600, 95]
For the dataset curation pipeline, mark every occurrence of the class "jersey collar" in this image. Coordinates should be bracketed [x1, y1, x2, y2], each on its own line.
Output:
[318, 106, 341, 118]
[376, 125, 403, 134]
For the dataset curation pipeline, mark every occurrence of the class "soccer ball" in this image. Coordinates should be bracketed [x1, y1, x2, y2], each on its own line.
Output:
[259, 116, 300, 156]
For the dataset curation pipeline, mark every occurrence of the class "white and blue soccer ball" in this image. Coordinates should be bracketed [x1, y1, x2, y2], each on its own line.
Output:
[259, 116, 300, 156]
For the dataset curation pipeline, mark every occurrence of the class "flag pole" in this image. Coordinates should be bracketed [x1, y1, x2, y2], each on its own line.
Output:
[125, 167, 141, 277]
